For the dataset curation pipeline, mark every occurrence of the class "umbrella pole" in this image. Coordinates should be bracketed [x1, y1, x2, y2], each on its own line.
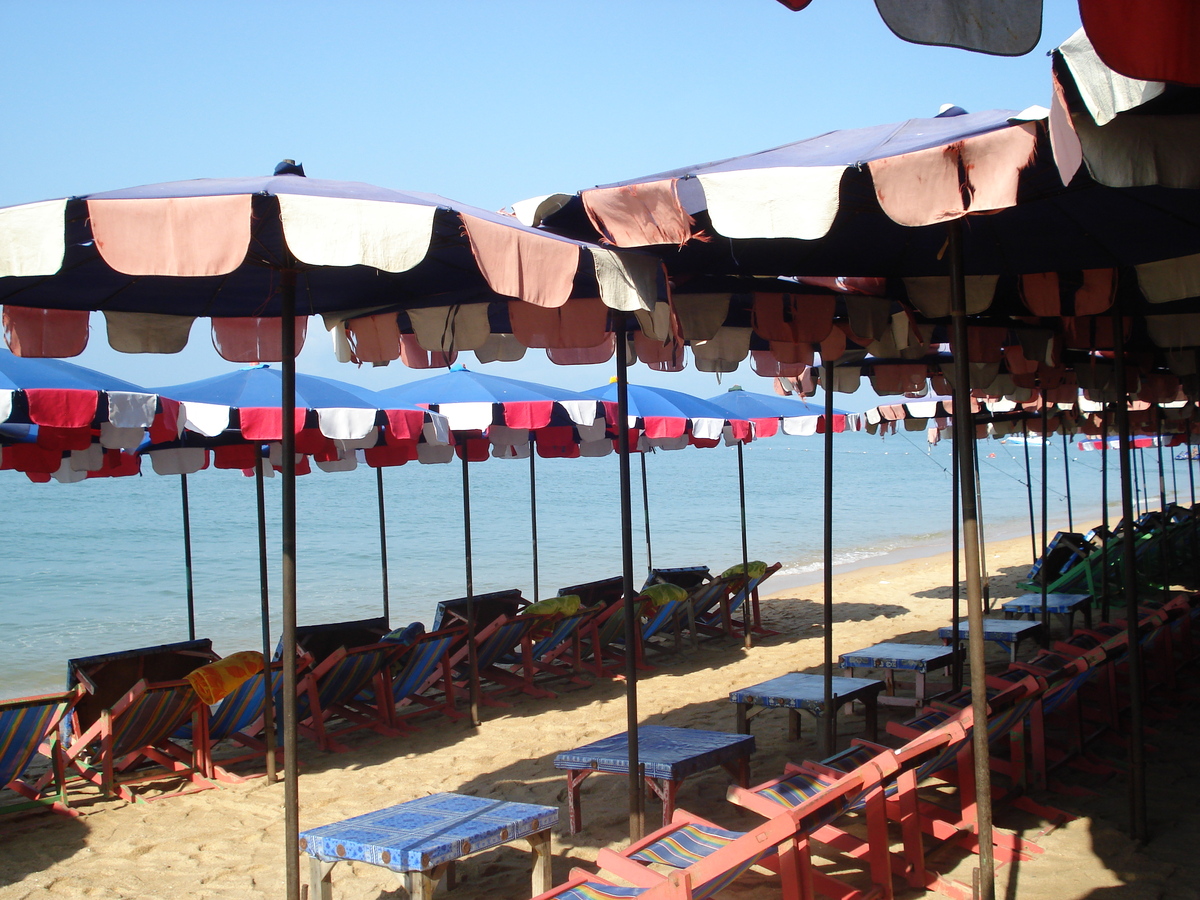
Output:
[737, 440, 751, 651]
[1041, 395, 1050, 647]
[1112, 307, 1148, 842]
[640, 452, 653, 578]
[951, 415, 962, 692]
[947, 218, 996, 900]
[1156, 411, 1170, 593]
[1101, 406, 1111, 623]
[530, 449, 539, 603]
[1189, 429, 1198, 590]
[462, 450, 480, 728]
[973, 441, 990, 610]
[616, 315, 643, 841]
[255, 455, 277, 784]
[821, 364, 835, 757]
[1063, 431, 1074, 532]
[279, 271, 300, 900]
[180, 473, 196, 641]
[377, 466, 390, 627]
[1023, 432, 1037, 564]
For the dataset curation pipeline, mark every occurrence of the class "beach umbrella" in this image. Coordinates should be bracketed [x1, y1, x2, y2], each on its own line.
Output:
[705, 386, 858, 656]
[377, 365, 614, 726]
[0, 162, 661, 895]
[772, 0, 1200, 85]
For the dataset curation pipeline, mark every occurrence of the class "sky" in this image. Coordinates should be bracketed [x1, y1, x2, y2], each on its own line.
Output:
[0, 1, 1085, 409]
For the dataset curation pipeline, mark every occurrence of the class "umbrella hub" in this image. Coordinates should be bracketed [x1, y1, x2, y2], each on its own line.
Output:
[274, 159, 306, 177]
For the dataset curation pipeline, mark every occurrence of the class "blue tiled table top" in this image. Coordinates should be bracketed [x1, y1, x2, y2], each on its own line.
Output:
[1002, 593, 1091, 614]
[298, 793, 558, 872]
[554, 725, 755, 780]
[729, 673, 884, 715]
[839, 642, 955, 671]
[937, 619, 1043, 641]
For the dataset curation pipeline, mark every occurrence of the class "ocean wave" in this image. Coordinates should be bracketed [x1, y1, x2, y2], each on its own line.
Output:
[779, 548, 891, 576]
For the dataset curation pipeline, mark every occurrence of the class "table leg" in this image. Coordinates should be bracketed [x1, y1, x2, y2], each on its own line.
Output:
[884, 670, 896, 697]
[642, 777, 678, 828]
[736, 701, 749, 734]
[528, 829, 553, 896]
[404, 864, 446, 900]
[787, 708, 800, 742]
[565, 769, 592, 834]
[914, 670, 926, 706]
[308, 859, 335, 900]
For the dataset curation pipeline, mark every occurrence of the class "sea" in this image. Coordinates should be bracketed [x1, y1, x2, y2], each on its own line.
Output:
[1, 429, 1187, 699]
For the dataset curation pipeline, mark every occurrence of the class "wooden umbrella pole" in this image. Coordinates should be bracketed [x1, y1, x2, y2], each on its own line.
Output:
[1101, 405, 1111, 622]
[947, 219, 996, 900]
[279, 270, 300, 900]
[255, 455, 276, 784]
[640, 452, 653, 578]
[1041, 394, 1050, 647]
[377, 466, 390, 627]
[951, 409, 962, 691]
[1023, 432, 1037, 564]
[462, 450, 480, 727]
[1156, 410, 1170, 593]
[180, 473, 196, 641]
[737, 441, 751, 650]
[1062, 431, 1075, 532]
[616, 315, 643, 840]
[1112, 306, 1147, 842]
[822, 362, 835, 757]
[530, 449, 540, 603]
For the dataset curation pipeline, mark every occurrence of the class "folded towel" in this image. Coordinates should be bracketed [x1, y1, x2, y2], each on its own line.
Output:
[722, 560, 768, 580]
[186, 651, 264, 705]
[640, 583, 688, 607]
[524, 594, 581, 616]
[382, 622, 426, 648]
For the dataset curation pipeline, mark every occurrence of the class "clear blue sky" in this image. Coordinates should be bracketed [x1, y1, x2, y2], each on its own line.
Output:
[0, 1, 1084, 407]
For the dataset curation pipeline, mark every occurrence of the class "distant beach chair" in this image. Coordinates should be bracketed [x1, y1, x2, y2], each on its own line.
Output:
[579, 594, 653, 677]
[643, 566, 711, 591]
[380, 627, 464, 728]
[495, 608, 599, 695]
[693, 562, 781, 638]
[437, 613, 547, 704]
[1, 686, 84, 817]
[558, 575, 625, 611]
[62, 677, 216, 802]
[278, 616, 389, 665]
[296, 641, 404, 753]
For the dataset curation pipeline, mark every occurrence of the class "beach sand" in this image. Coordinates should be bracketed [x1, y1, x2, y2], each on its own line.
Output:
[2, 530, 1196, 900]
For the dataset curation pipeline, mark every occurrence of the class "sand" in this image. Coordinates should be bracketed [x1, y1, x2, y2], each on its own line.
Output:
[1, 529, 1195, 900]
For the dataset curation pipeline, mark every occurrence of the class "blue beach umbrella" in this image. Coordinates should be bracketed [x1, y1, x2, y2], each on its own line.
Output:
[378, 365, 613, 726]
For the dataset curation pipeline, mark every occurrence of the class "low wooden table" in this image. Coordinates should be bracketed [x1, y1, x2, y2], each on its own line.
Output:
[299, 792, 557, 900]
[938, 618, 1043, 661]
[1002, 593, 1093, 635]
[729, 672, 884, 743]
[554, 725, 754, 833]
[839, 642, 955, 707]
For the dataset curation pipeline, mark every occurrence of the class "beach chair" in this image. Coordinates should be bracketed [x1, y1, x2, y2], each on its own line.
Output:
[644, 566, 711, 591]
[684, 576, 742, 639]
[382, 627, 464, 728]
[501, 608, 600, 692]
[532, 808, 803, 900]
[559, 575, 625, 610]
[1, 686, 84, 817]
[579, 594, 653, 677]
[296, 641, 404, 752]
[62, 677, 215, 802]
[432, 613, 546, 704]
[285, 616, 389, 665]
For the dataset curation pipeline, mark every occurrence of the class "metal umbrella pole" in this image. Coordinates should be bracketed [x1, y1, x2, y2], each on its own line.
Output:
[640, 452, 653, 578]
[180, 473, 196, 640]
[947, 218, 996, 900]
[615, 315, 643, 840]
[972, 438, 991, 609]
[821, 363, 835, 757]
[1112, 306, 1147, 842]
[1023, 433, 1037, 564]
[462, 449, 480, 727]
[1101, 406, 1111, 623]
[279, 272, 300, 900]
[1156, 410, 1170, 592]
[530, 449, 540, 602]
[1062, 431, 1075, 532]
[1040, 395, 1050, 647]
[377, 466, 391, 626]
[951, 411, 962, 691]
[734, 441, 751, 645]
[255, 454, 277, 784]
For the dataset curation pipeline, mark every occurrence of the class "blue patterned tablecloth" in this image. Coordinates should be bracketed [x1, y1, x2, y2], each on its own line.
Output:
[554, 725, 754, 780]
[299, 792, 558, 872]
[729, 673, 884, 715]
[838, 641, 955, 672]
[937, 618, 1043, 641]
[1001, 593, 1091, 615]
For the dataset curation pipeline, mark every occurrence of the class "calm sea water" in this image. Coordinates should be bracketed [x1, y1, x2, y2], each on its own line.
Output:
[1, 430, 1185, 698]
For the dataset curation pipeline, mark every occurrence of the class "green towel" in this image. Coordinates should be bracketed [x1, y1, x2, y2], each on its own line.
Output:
[640, 582, 688, 607]
[722, 560, 768, 580]
[524, 594, 581, 616]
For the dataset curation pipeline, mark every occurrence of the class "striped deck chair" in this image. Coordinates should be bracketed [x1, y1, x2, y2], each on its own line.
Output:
[494, 609, 599, 694]
[62, 678, 214, 803]
[297, 641, 403, 753]
[694, 564, 782, 638]
[465, 614, 556, 702]
[1, 686, 83, 817]
[384, 627, 464, 727]
[533, 810, 803, 900]
[578, 596, 653, 677]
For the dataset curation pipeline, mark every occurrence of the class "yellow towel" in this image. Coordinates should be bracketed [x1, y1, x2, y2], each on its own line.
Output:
[721, 560, 768, 580]
[186, 651, 264, 705]
[524, 594, 581, 616]
[640, 583, 688, 607]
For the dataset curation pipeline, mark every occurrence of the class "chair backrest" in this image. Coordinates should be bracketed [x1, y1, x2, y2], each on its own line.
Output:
[0, 688, 79, 787]
[558, 575, 624, 610]
[68, 638, 217, 740]
[726, 563, 782, 613]
[529, 611, 593, 659]
[672, 808, 800, 899]
[390, 628, 462, 699]
[106, 679, 201, 759]
[643, 566, 710, 591]
[475, 616, 542, 670]
[281, 616, 389, 665]
[687, 576, 737, 621]
[202, 660, 287, 740]
[432, 589, 525, 632]
[310, 642, 400, 709]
